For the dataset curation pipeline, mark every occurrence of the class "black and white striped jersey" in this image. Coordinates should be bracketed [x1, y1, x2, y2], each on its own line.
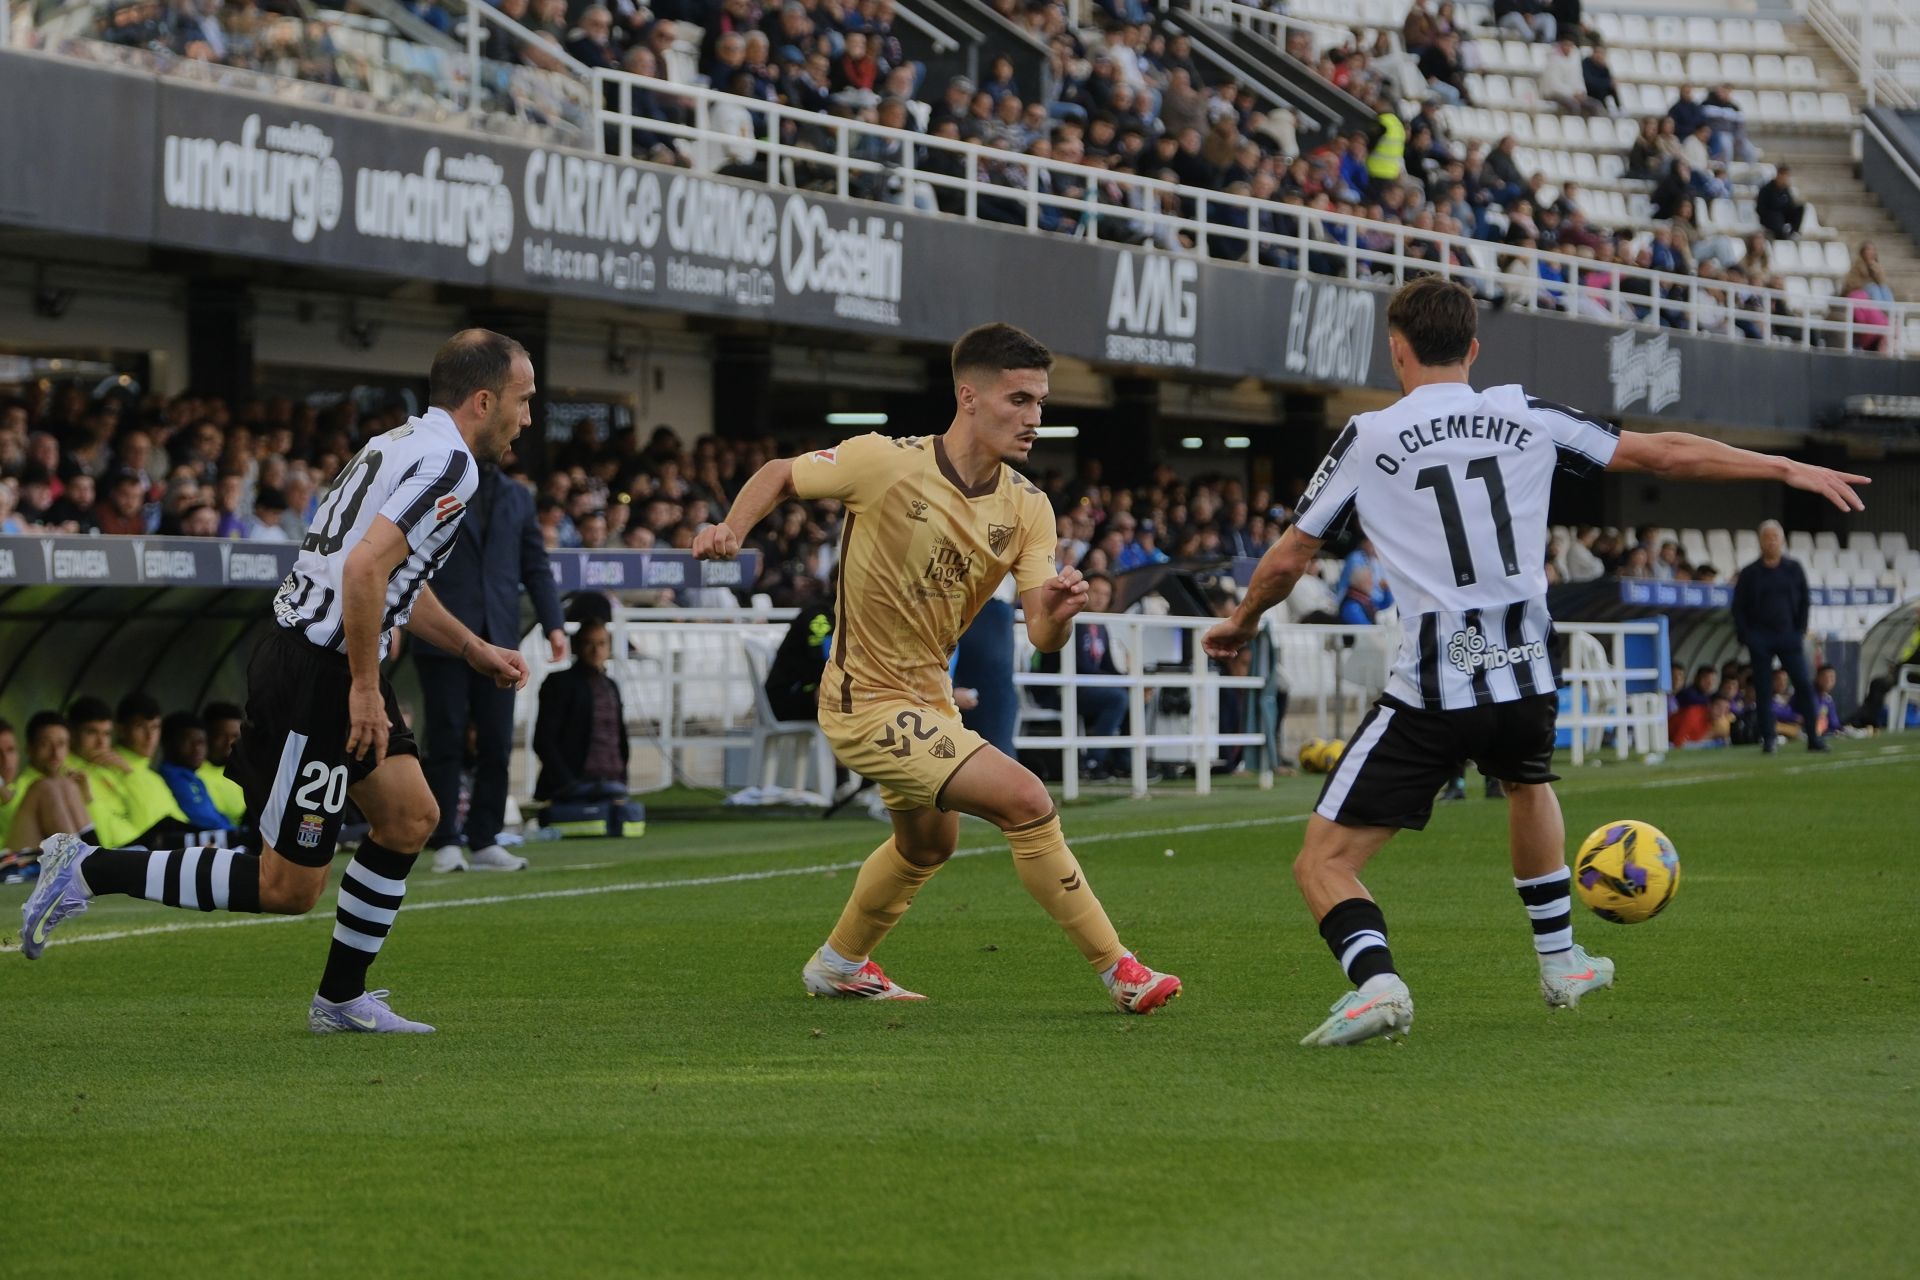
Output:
[272, 408, 477, 658]
[1291, 381, 1620, 711]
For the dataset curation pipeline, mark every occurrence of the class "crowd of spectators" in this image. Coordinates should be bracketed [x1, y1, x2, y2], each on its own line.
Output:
[1665, 659, 1842, 750]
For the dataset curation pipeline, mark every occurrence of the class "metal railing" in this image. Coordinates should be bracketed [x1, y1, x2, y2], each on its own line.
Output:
[1807, 0, 1920, 109]
[1559, 621, 1670, 765]
[1192, 0, 1370, 62]
[594, 62, 1920, 356]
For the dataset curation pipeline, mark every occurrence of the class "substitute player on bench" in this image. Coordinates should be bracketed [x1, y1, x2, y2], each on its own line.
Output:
[694, 323, 1181, 1013]
[1204, 278, 1867, 1047]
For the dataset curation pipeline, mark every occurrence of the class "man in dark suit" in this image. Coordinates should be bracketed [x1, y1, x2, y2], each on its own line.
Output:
[418, 463, 566, 871]
[533, 618, 631, 805]
[1732, 519, 1823, 754]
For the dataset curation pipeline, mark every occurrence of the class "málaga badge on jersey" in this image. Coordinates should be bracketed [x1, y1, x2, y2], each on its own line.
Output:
[297, 813, 325, 849]
[435, 494, 465, 523]
[988, 523, 1015, 555]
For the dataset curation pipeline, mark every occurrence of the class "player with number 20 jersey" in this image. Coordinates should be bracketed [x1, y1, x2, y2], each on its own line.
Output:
[1204, 278, 1870, 1048]
[21, 331, 535, 1038]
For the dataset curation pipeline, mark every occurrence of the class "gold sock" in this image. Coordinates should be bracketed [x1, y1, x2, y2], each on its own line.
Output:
[825, 838, 941, 964]
[1005, 811, 1126, 971]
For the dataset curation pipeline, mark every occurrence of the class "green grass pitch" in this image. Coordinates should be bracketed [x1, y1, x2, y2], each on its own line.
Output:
[4, 740, 1917, 1279]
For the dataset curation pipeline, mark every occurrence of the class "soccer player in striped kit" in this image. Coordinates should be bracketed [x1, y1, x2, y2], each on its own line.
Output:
[20, 331, 533, 1034]
[1205, 278, 1869, 1046]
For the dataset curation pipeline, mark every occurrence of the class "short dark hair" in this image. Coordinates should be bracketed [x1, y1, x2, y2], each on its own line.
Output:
[951, 323, 1053, 383]
[0, 716, 11, 738]
[161, 710, 204, 753]
[428, 329, 528, 411]
[202, 700, 244, 726]
[1386, 276, 1478, 367]
[116, 692, 162, 724]
[67, 696, 112, 727]
[26, 711, 67, 745]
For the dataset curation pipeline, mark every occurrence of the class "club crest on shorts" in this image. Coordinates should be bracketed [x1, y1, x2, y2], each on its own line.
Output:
[988, 523, 1015, 555]
[297, 813, 325, 849]
[435, 494, 465, 522]
[932, 736, 957, 759]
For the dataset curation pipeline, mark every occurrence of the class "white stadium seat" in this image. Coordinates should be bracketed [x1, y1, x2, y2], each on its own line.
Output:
[1723, 19, 1754, 51]
[1687, 18, 1718, 49]
[1785, 56, 1818, 86]
[1623, 15, 1651, 47]
[1774, 240, 1802, 273]
[1821, 94, 1853, 124]
[1815, 531, 1842, 552]
[1882, 533, 1911, 559]
[1754, 19, 1788, 51]
[1688, 52, 1719, 83]
[1754, 54, 1785, 84]
[1824, 241, 1852, 275]
[1722, 53, 1753, 85]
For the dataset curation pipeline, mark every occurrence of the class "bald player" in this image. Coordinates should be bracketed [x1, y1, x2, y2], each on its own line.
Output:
[694, 323, 1181, 1013]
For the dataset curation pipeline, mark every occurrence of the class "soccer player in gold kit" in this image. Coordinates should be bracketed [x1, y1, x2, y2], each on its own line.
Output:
[692, 323, 1181, 1013]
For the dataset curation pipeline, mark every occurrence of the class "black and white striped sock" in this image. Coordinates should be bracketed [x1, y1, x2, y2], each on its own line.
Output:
[317, 840, 416, 1003]
[1318, 897, 1398, 986]
[1515, 867, 1574, 955]
[79, 846, 261, 912]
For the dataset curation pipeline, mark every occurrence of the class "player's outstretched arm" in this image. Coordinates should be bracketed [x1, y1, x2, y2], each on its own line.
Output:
[693, 457, 796, 560]
[1203, 525, 1323, 660]
[1608, 432, 1869, 512]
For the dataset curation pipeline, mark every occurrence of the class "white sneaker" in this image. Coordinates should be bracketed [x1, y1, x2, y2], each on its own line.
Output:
[430, 844, 468, 874]
[1299, 977, 1415, 1047]
[1540, 944, 1616, 1009]
[469, 844, 528, 871]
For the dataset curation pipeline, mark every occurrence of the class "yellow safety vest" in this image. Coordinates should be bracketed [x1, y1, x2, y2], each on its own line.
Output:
[1368, 112, 1405, 181]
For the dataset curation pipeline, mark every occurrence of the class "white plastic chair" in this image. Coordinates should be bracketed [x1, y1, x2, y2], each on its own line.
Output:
[1888, 667, 1920, 735]
[740, 640, 835, 795]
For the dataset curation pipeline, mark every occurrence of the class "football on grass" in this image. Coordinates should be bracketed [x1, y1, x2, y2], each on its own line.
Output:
[1575, 820, 1681, 924]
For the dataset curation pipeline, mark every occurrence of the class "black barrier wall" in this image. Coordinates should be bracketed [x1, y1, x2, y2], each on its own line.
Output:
[5, 51, 1919, 430]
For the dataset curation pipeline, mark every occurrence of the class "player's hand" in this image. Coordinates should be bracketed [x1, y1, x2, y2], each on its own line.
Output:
[64, 769, 92, 804]
[345, 681, 389, 766]
[691, 523, 740, 560]
[955, 687, 980, 711]
[1203, 615, 1257, 660]
[1785, 461, 1870, 512]
[469, 642, 531, 691]
[1039, 567, 1090, 622]
[547, 628, 567, 664]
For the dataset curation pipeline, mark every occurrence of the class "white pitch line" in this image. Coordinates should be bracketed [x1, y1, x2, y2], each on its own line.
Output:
[1, 813, 1312, 954]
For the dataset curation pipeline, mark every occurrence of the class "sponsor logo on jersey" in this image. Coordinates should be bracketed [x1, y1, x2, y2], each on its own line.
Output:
[1105, 252, 1198, 367]
[988, 523, 1015, 555]
[435, 494, 465, 522]
[1446, 623, 1547, 675]
[296, 813, 325, 849]
[1609, 331, 1681, 413]
[922, 534, 975, 589]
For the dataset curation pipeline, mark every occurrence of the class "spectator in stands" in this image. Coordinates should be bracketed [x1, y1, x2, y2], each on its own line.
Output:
[198, 700, 248, 827]
[1733, 520, 1822, 753]
[1541, 39, 1601, 117]
[1766, 668, 1807, 742]
[94, 469, 150, 535]
[566, 6, 621, 70]
[1339, 565, 1389, 625]
[1682, 125, 1730, 200]
[1651, 161, 1692, 221]
[1757, 166, 1803, 240]
[154, 710, 241, 837]
[1581, 43, 1618, 114]
[246, 485, 289, 540]
[1417, 31, 1468, 106]
[1702, 84, 1755, 164]
[1550, 0, 1589, 44]
[1494, 0, 1554, 43]
[1839, 241, 1897, 353]
[1625, 118, 1663, 180]
[1403, 0, 1439, 52]
[67, 693, 198, 849]
[1668, 83, 1705, 140]
[834, 31, 880, 93]
[532, 618, 633, 807]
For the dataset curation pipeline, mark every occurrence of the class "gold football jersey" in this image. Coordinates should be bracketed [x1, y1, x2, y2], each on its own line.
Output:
[790, 433, 1057, 709]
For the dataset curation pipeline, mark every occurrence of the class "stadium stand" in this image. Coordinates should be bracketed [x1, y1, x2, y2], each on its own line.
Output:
[8, 0, 1920, 353]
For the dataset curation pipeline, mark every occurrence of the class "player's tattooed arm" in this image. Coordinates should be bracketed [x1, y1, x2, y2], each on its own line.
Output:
[693, 457, 796, 561]
[1203, 525, 1322, 659]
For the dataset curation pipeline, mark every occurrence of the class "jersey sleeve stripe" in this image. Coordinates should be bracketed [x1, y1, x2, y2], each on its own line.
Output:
[393, 453, 470, 535]
[1525, 395, 1620, 437]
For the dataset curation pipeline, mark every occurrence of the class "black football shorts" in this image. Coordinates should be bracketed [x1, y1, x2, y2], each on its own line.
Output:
[1314, 693, 1560, 831]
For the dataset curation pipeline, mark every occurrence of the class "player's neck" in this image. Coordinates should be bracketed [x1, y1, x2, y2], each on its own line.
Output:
[1398, 365, 1472, 394]
[939, 422, 1002, 490]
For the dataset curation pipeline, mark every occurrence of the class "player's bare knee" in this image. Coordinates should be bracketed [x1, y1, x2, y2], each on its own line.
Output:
[993, 778, 1055, 830]
[258, 874, 323, 915]
[375, 803, 438, 853]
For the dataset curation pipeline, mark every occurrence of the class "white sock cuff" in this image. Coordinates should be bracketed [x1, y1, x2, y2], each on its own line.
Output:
[819, 942, 864, 975]
[1514, 866, 1572, 890]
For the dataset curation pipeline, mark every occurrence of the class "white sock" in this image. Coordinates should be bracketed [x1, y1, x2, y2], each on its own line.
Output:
[1358, 972, 1403, 996]
[1098, 952, 1133, 988]
[819, 941, 864, 977]
[74, 847, 97, 898]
